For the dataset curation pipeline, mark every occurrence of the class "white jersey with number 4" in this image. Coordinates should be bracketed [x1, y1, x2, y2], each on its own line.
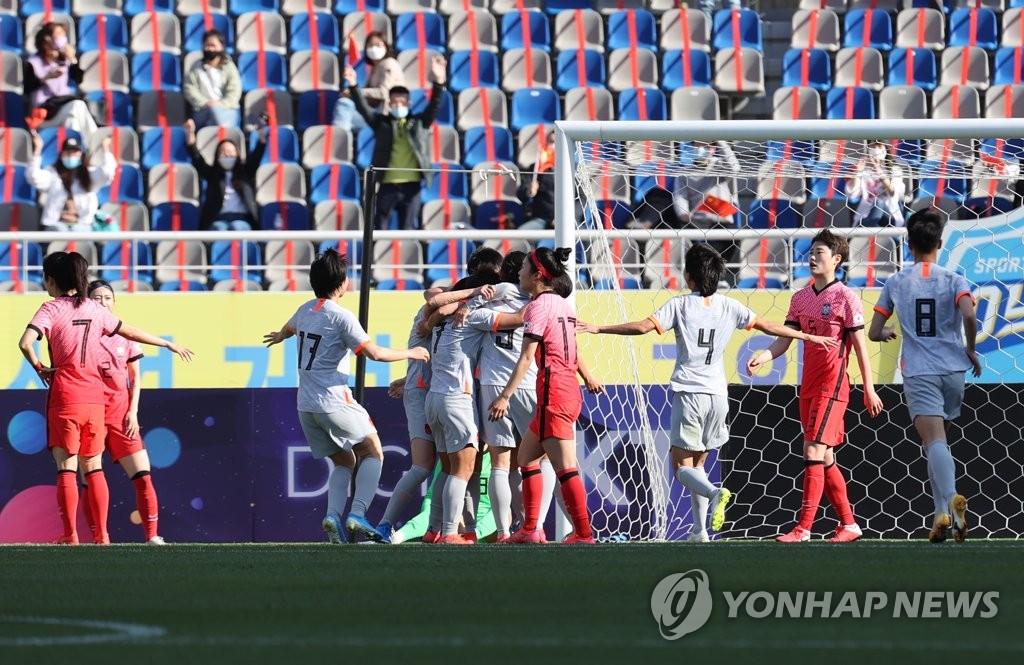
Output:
[648, 292, 756, 395]
[287, 298, 370, 413]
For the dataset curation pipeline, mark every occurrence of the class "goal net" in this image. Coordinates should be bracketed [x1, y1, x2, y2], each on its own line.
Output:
[557, 119, 1024, 541]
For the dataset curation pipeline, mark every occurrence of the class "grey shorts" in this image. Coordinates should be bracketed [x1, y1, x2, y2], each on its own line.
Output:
[404, 387, 433, 443]
[478, 384, 537, 448]
[298, 406, 377, 460]
[425, 391, 479, 454]
[904, 373, 965, 422]
[670, 392, 730, 452]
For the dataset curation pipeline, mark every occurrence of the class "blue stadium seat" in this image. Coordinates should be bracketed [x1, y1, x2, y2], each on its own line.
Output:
[289, 13, 340, 54]
[448, 50, 500, 93]
[948, 8, 997, 50]
[85, 91, 133, 127]
[354, 127, 375, 170]
[130, 53, 182, 93]
[781, 48, 831, 92]
[158, 281, 208, 292]
[252, 127, 300, 164]
[409, 88, 454, 126]
[100, 241, 154, 284]
[462, 126, 514, 167]
[141, 127, 189, 170]
[994, 48, 1024, 86]
[474, 200, 524, 230]
[334, 0, 384, 13]
[423, 162, 469, 203]
[309, 163, 361, 204]
[0, 15, 24, 53]
[544, 0, 589, 14]
[0, 166, 33, 204]
[123, 0, 175, 15]
[887, 48, 937, 92]
[0, 92, 26, 129]
[78, 14, 129, 54]
[907, 0, 950, 13]
[297, 90, 341, 131]
[425, 239, 476, 285]
[184, 14, 235, 54]
[500, 10, 551, 52]
[98, 165, 145, 204]
[20, 0, 70, 16]
[633, 163, 676, 204]
[843, 9, 893, 51]
[807, 163, 849, 199]
[210, 240, 262, 283]
[229, 0, 279, 16]
[395, 13, 446, 53]
[150, 202, 201, 231]
[965, 196, 1015, 218]
[617, 88, 667, 121]
[916, 160, 969, 202]
[259, 202, 309, 230]
[607, 10, 657, 51]
[712, 8, 762, 50]
[555, 49, 606, 91]
[747, 199, 800, 229]
[0, 242, 43, 283]
[586, 200, 633, 229]
[825, 87, 876, 119]
[510, 88, 560, 132]
[660, 49, 713, 90]
[980, 137, 1024, 163]
[237, 52, 287, 91]
[38, 127, 82, 167]
[766, 139, 816, 163]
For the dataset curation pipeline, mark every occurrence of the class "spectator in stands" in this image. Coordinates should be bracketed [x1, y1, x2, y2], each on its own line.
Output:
[344, 56, 447, 230]
[184, 117, 266, 231]
[672, 140, 741, 263]
[24, 22, 98, 142]
[517, 129, 556, 230]
[700, 0, 742, 20]
[30, 134, 116, 232]
[333, 31, 406, 133]
[846, 141, 906, 227]
[183, 30, 241, 130]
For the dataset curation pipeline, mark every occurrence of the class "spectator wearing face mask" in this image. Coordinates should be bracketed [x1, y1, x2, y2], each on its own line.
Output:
[672, 140, 741, 263]
[30, 134, 117, 232]
[343, 56, 447, 230]
[24, 22, 98, 141]
[846, 141, 906, 227]
[184, 117, 266, 230]
[333, 31, 406, 133]
[183, 30, 241, 130]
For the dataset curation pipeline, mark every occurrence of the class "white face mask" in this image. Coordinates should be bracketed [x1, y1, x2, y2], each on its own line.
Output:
[869, 147, 886, 160]
[392, 106, 410, 119]
[218, 156, 237, 171]
[366, 45, 387, 61]
[694, 147, 710, 161]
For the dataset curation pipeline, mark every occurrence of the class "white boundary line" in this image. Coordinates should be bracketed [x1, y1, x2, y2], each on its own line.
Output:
[0, 616, 166, 646]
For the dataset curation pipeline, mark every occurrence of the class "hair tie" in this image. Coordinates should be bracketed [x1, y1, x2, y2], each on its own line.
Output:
[529, 250, 555, 281]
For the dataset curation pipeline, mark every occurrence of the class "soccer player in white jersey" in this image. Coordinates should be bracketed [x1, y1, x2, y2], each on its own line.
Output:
[580, 244, 836, 541]
[264, 249, 429, 544]
[868, 208, 981, 543]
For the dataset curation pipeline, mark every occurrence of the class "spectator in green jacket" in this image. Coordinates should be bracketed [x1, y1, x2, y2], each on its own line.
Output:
[183, 30, 241, 130]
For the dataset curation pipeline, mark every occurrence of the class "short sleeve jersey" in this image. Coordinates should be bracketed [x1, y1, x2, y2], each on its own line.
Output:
[874, 262, 973, 377]
[522, 292, 578, 391]
[429, 316, 485, 395]
[403, 306, 432, 391]
[785, 280, 865, 401]
[287, 298, 371, 413]
[648, 293, 756, 395]
[96, 334, 144, 423]
[28, 297, 122, 408]
[467, 284, 538, 388]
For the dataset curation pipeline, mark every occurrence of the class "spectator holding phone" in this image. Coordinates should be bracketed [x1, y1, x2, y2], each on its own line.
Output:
[183, 30, 241, 130]
[846, 141, 906, 227]
[185, 117, 265, 230]
[30, 134, 117, 232]
[24, 22, 98, 142]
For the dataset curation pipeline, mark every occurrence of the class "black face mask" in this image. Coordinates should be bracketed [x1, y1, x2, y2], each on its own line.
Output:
[203, 50, 223, 62]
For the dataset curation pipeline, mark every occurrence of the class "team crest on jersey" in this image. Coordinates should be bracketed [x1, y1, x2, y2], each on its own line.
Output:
[821, 304, 832, 317]
[116, 346, 126, 356]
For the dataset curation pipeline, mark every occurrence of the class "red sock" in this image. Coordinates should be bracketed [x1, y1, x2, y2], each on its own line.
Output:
[131, 472, 159, 540]
[557, 468, 592, 539]
[84, 469, 109, 542]
[823, 462, 855, 525]
[56, 471, 79, 540]
[521, 465, 543, 531]
[80, 482, 97, 542]
[797, 461, 825, 531]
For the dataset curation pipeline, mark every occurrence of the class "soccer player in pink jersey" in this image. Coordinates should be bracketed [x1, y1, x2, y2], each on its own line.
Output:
[489, 247, 604, 544]
[18, 252, 193, 544]
[747, 230, 883, 543]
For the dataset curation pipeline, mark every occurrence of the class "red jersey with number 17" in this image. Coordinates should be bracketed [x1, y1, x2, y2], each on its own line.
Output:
[785, 280, 865, 402]
[522, 292, 579, 398]
[27, 297, 122, 409]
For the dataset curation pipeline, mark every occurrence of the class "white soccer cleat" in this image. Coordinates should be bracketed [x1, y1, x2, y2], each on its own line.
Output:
[146, 536, 167, 546]
[687, 531, 710, 543]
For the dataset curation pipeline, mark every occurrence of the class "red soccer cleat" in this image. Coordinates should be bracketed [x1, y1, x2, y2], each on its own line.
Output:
[776, 526, 811, 543]
[438, 534, 473, 545]
[561, 533, 597, 545]
[55, 534, 79, 545]
[826, 524, 863, 543]
[495, 533, 510, 544]
[504, 528, 544, 544]
[421, 529, 440, 544]
[460, 532, 478, 544]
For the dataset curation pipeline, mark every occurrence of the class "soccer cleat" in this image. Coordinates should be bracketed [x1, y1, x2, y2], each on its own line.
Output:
[460, 532, 478, 544]
[147, 535, 167, 546]
[687, 531, 711, 543]
[949, 494, 968, 544]
[827, 524, 863, 543]
[55, 534, 79, 545]
[561, 533, 597, 545]
[710, 487, 732, 532]
[928, 513, 951, 544]
[94, 534, 111, 546]
[495, 533, 510, 544]
[374, 522, 394, 545]
[322, 512, 347, 544]
[504, 527, 544, 544]
[421, 529, 440, 544]
[776, 526, 811, 543]
[438, 534, 473, 545]
[346, 514, 384, 543]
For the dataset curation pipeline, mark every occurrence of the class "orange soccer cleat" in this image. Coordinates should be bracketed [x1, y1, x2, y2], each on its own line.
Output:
[421, 529, 440, 544]
[776, 526, 811, 543]
[438, 534, 473, 545]
[504, 528, 545, 544]
[561, 533, 597, 545]
[826, 524, 863, 543]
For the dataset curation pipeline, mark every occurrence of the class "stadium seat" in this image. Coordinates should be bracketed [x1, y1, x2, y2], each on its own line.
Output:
[607, 10, 657, 51]
[781, 48, 832, 92]
[879, 85, 928, 120]
[372, 240, 424, 290]
[301, 126, 353, 168]
[500, 10, 551, 52]
[0, 241, 43, 285]
[514, 122, 553, 169]
[387, 0, 432, 13]
[129, 12, 182, 55]
[238, 52, 287, 91]
[803, 198, 852, 230]
[545, 0, 589, 15]
[940, 46, 990, 90]
[712, 8, 762, 50]
[462, 126, 513, 167]
[617, 88, 667, 121]
[643, 237, 688, 291]
[632, 161, 675, 204]
[140, 127, 189, 169]
[456, 87, 508, 130]
[607, 48, 658, 91]
[423, 162, 469, 203]
[424, 124, 459, 163]
[0, 129, 33, 165]
[46, 241, 98, 267]
[130, 52, 182, 93]
[289, 12, 340, 54]
[0, 51, 21, 93]
[100, 201, 149, 231]
[297, 90, 341, 131]
[843, 9, 894, 50]
[0, 203, 39, 232]
[469, 161, 518, 205]
[895, 8, 945, 50]
[772, 86, 821, 121]
[123, 0, 174, 15]
[147, 163, 201, 205]
[136, 91, 188, 132]
[994, 47, 1024, 85]
[671, 87, 720, 121]
[553, 9, 604, 52]
[932, 84, 981, 120]
[89, 127, 140, 168]
[587, 238, 643, 289]
[87, 90, 134, 127]
[563, 86, 613, 121]
[150, 201, 201, 231]
[254, 127, 300, 163]
[183, 14, 234, 54]
[834, 47, 884, 90]
[510, 87, 560, 132]
[0, 91, 25, 128]
[288, 50, 341, 93]
[0, 16, 22, 54]
[255, 162, 307, 204]
[20, 0, 71, 15]
[80, 51, 130, 93]
[100, 240, 154, 284]
[985, 84, 1024, 117]
[438, 0, 487, 14]
[408, 87, 454, 126]
[555, 49, 605, 91]
[210, 240, 262, 284]
[78, 14, 129, 53]
[354, 127, 375, 170]
[334, 0, 384, 12]
[395, 12, 446, 53]
[448, 49, 500, 93]
[916, 159, 970, 202]
[264, 240, 314, 289]
[714, 48, 765, 94]
[425, 238, 476, 287]
[259, 201, 310, 230]
[421, 198, 471, 230]
[887, 48, 938, 91]
[492, 0, 542, 12]
[396, 48, 444, 89]
[447, 10, 499, 52]
[659, 9, 710, 52]
[229, 0, 278, 16]
[736, 238, 788, 289]
[313, 199, 363, 231]
[236, 11, 286, 53]
[176, 0, 228, 18]
[341, 12, 392, 48]
[756, 160, 807, 204]
[970, 158, 1018, 211]
[790, 8, 840, 51]
[474, 199, 523, 231]
[97, 164, 144, 204]
[846, 237, 898, 288]
[500, 48, 552, 92]
[807, 161, 849, 200]
[948, 8, 998, 50]
[309, 162, 361, 204]
[155, 240, 207, 288]
[660, 49, 712, 90]
[748, 199, 800, 229]
[825, 86, 876, 119]
[1003, 7, 1024, 48]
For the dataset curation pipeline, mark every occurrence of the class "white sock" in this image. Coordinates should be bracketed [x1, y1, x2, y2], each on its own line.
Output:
[508, 467, 524, 526]
[350, 457, 382, 517]
[428, 471, 448, 531]
[463, 472, 480, 532]
[382, 464, 430, 525]
[926, 441, 957, 511]
[538, 458, 557, 523]
[676, 467, 717, 499]
[442, 475, 469, 537]
[690, 492, 710, 535]
[490, 468, 512, 536]
[327, 465, 352, 518]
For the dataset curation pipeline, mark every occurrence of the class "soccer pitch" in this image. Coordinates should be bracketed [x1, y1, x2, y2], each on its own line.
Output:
[1, 542, 1022, 665]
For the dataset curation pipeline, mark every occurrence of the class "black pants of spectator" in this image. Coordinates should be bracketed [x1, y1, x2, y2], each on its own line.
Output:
[375, 181, 423, 230]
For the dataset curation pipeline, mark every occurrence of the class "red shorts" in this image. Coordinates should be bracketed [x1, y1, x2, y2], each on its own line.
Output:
[47, 404, 106, 457]
[799, 396, 847, 447]
[105, 419, 145, 463]
[529, 389, 582, 442]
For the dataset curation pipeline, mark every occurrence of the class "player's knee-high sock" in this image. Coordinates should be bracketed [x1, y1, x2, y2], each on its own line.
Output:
[520, 465, 543, 531]
[131, 471, 159, 540]
[925, 441, 957, 508]
[538, 458, 557, 524]
[80, 481, 96, 541]
[56, 470, 79, 540]
[490, 468, 512, 536]
[508, 467, 524, 526]
[383, 465, 430, 525]
[463, 472, 480, 534]
[327, 465, 353, 518]
[675, 467, 716, 498]
[925, 458, 945, 516]
[797, 461, 826, 531]
[84, 469, 109, 541]
[350, 457, 382, 517]
[690, 492, 710, 535]
[823, 462, 855, 525]
[556, 468, 592, 539]
[441, 475, 468, 537]
[428, 471, 448, 532]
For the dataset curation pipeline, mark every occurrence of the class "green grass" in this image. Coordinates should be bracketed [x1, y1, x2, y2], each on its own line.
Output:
[1, 542, 1023, 665]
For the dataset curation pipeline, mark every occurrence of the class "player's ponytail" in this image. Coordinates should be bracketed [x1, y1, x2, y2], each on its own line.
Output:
[42, 251, 91, 307]
[528, 247, 573, 298]
[554, 247, 572, 264]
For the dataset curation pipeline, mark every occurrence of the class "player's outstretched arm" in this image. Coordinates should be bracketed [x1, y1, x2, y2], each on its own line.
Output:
[751, 318, 838, 349]
[417, 305, 458, 336]
[119, 323, 195, 362]
[490, 339, 537, 421]
[361, 343, 430, 364]
[427, 284, 496, 310]
[577, 318, 656, 335]
[850, 328, 883, 417]
[867, 310, 898, 343]
[745, 335, 795, 376]
[263, 323, 295, 347]
[577, 355, 605, 395]
[959, 295, 982, 377]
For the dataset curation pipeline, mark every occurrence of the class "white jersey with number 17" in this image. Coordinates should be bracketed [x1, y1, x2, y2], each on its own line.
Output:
[287, 298, 371, 413]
